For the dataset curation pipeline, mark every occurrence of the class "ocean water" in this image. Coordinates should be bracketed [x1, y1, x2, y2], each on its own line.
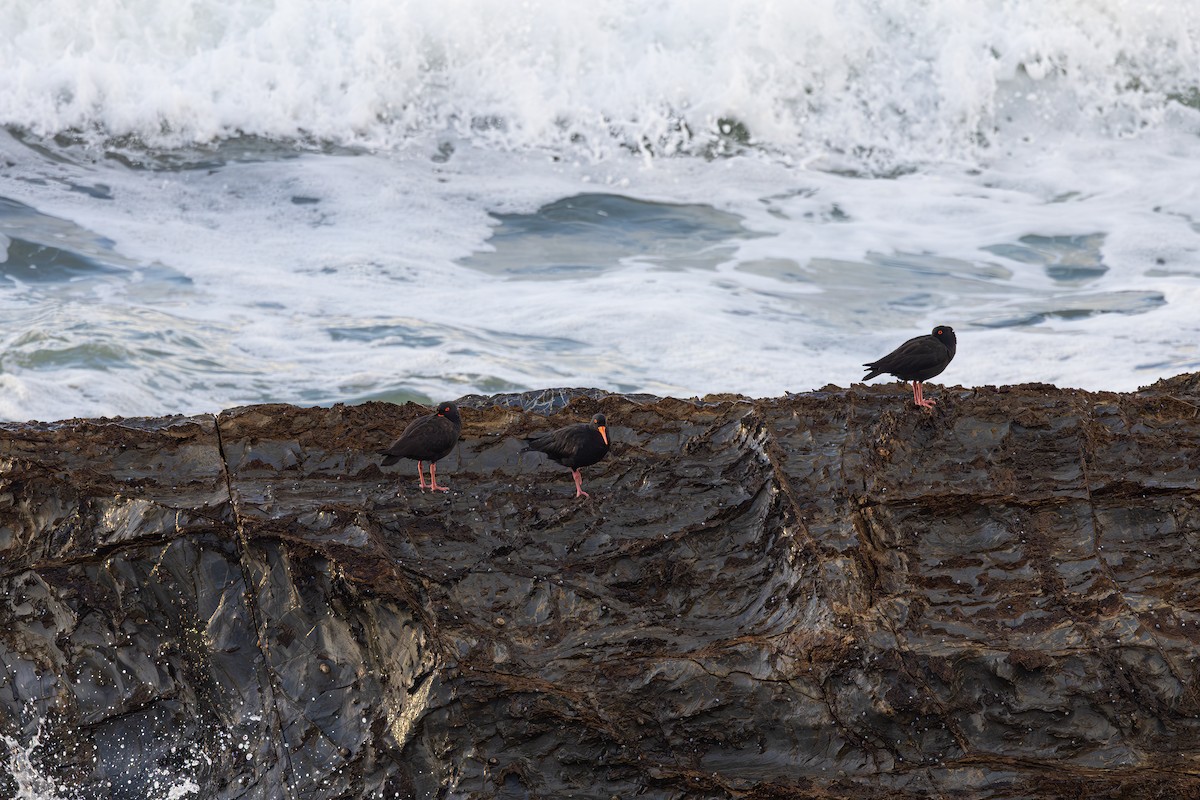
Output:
[1, 1, 1199, 423]
[2, 1, 1200, 792]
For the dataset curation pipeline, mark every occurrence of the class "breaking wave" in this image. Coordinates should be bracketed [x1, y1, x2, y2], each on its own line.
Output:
[2, 1, 1198, 170]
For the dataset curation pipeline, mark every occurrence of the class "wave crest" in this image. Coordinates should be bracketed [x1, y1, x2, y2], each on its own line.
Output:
[2, 0, 1198, 169]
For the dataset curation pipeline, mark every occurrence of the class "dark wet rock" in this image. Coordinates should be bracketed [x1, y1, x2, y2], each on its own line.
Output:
[455, 386, 662, 415]
[1, 382, 1200, 798]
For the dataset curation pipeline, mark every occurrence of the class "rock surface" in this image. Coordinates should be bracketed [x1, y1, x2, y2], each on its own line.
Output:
[2, 377, 1200, 799]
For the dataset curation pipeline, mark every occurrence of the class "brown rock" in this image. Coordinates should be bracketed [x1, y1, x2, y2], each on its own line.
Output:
[0, 382, 1199, 798]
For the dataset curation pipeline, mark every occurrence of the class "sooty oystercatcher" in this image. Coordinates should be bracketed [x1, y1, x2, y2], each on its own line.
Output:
[522, 413, 610, 498]
[379, 401, 462, 492]
[862, 326, 957, 409]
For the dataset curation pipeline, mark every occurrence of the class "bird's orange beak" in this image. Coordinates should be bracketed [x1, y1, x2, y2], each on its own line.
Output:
[599, 426, 608, 445]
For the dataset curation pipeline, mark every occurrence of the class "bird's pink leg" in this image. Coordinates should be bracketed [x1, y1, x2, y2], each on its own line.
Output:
[416, 461, 428, 491]
[428, 462, 450, 493]
[912, 381, 936, 409]
[572, 469, 590, 499]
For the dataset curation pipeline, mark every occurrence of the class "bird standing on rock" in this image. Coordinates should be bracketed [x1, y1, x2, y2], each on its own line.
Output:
[862, 326, 957, 409]
[379, 401, 462, 492]
[522, 413, 610, 498]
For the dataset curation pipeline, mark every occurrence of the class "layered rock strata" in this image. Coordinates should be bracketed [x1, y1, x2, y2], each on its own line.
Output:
[2, 377, 1200, 799]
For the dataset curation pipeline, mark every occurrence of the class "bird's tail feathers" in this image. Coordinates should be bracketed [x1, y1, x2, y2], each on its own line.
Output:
[520, 434, 548, 451]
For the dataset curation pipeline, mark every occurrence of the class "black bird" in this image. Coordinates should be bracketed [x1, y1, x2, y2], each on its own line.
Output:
[379, 401, 462, 492]
[522, 413, 610, 498]
[862, 326, 957, 409]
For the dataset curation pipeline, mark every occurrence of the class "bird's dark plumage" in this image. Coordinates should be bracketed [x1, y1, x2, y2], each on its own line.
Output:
[863, 326, 957, 408]
[522, 413, 610, 498]
[379, 401, 462, 491]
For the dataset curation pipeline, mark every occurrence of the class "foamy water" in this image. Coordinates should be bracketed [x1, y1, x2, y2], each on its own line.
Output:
[3, 725, 202, 799]
[1, 1, 1198, 424]
[4, 0, 1196, 159]
[3, 728, 64, 800]
[0, 3, 1197, 415]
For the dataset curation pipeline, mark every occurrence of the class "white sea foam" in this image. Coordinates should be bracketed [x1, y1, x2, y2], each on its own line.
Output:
[1, 127, 1198, 423]
[0, 1, 1197, 421]
[3, 728, 64, 800]
[2, 1, 1197, 163]
[3, 715, 204, 799]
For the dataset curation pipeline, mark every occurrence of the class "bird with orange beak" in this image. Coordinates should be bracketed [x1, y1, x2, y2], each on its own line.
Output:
[521, 413, 610, 498]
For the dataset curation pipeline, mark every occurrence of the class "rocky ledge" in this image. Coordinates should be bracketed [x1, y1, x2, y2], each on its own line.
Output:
[2, 377, 1200, 799]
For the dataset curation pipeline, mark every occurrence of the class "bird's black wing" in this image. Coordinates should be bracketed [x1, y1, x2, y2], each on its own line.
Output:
[523, 422, 592, 463]
[380, 414, 458, 462]
[864, 335, 948, 381]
